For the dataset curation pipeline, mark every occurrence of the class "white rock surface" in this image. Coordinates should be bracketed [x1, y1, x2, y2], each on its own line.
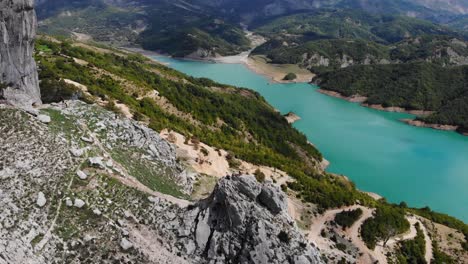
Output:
[70, 148, 85, 157]
[89, 157, 105, 168]
[76, 170, 88, 180]
[37, 115, 51, 124]
[93, 209, 102, 216]
[74, 199, 86, 208]
[36, 192, 46, 207]
[120, 238, 133, 250]
[65, 197, 73, 207]
[81, 136, 94, 143]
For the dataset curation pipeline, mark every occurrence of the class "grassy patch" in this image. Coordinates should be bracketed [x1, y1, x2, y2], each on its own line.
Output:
[41, 108, 81, 140]
[112, 148, 188, 199]
[191, 174, 218, 200]
[31, 233, 44, 247]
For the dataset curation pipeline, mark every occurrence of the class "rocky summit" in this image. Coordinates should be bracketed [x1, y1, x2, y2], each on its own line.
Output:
[0, 0, 41, 108]
[0, 101, 322, 263]
[177, 175, 322, 263]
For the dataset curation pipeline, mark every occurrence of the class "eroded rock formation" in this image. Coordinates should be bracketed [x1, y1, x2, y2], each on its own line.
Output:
[0, 0, 41, 107]
[178, 175, 322, 263]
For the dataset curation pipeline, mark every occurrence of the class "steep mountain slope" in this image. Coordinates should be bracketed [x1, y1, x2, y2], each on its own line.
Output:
[0, 0, 41, 108]
[253, 35, 468, 69]
[36, 37, 370, 211]
[192, 0, 468, 24]
[138, 2, 250, 58]
[36, 0, 251, 57]
[254, 9, 464, 43]
[413, 0, 468, 15]
[34, 0, 468, 57]
[448, 15, 468, 33]
[0, 101, 321, 263]
[2, 0, 468, 258]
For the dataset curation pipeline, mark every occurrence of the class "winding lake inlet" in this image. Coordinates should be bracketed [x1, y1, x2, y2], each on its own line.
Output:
[153, 55, 468, 222]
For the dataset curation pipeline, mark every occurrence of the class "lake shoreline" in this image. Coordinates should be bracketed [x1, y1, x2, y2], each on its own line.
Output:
[401, 119, 459, 132]
[317, 89, 434, 115]
[136, 49, 468, 222]
[284, 112, 301, 124]
[316, 89, 468, 135]
[135, 46, 468, 138]
[214, 53, 315, 84]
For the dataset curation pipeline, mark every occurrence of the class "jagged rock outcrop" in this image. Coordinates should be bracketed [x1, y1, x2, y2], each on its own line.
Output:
[177, 175, 322, 264]
[0, 101, 323, 263]
[0, 0, 41, 108]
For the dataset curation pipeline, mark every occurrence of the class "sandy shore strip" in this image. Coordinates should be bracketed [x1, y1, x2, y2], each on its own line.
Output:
[211, 39, 315, 83]
[362, 104, 434, 116]
[401, 119, 459, 132]
[284, 112, 301, 124]
[245, 55, 315, 83]
[317, 89, 434, 116]
[364, 191, 383, 201]
[317, 89, 367, 103]
[121, 47, 170, 65]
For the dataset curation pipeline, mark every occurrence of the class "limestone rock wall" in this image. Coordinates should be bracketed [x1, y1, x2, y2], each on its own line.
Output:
[0, 0, 41, 107]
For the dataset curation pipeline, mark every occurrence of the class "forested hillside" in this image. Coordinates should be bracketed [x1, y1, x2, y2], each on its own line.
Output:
[37, 37, 379, 210]
[34, 36, 468, 263]
[313, 63, 468, 133]
[36, 0, 250, 57]
[255, 9, 463, 44]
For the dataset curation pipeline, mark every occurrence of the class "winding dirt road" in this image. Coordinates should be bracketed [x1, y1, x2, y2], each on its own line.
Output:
[307, 206, 433, 264]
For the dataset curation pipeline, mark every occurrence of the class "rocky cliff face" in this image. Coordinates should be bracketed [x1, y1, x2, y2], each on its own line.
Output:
[177, 175, 322, 263]
[0, 0, 41, 108]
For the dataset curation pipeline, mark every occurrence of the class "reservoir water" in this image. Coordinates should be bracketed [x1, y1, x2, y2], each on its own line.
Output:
[154, 56, 468, 222]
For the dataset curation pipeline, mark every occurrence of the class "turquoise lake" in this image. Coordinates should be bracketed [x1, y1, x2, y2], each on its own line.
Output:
[154, 56, 468, 222]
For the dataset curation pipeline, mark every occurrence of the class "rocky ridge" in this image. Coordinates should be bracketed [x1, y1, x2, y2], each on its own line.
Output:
[177, 175, 322, 263]
[0, 101, 323, 263]
[0, 0, 41, 108]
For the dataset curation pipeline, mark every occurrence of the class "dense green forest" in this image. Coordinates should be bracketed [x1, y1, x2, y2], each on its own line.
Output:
[314, 62, 468, 133]
[252, 38, 390, 67]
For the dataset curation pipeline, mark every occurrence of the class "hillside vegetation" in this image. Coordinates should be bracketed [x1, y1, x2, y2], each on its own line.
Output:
[255, 9, 462, 44]
[35, 37, 468, 248]
[138, 2, 250, 57]
[252, 9, 468, 134]
[37, 1, 250, 57]
[253, 9, 468, 69]
[254, 35, 468, 69]
[36, 37, 383, 211]
[313, 62, 468, 133]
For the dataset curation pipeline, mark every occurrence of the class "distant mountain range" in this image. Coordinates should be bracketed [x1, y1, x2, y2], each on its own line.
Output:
[189, 0, 468, 24]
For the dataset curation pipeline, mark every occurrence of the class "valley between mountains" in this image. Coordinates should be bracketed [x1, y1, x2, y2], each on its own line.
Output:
[1, 1, 468, 264]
